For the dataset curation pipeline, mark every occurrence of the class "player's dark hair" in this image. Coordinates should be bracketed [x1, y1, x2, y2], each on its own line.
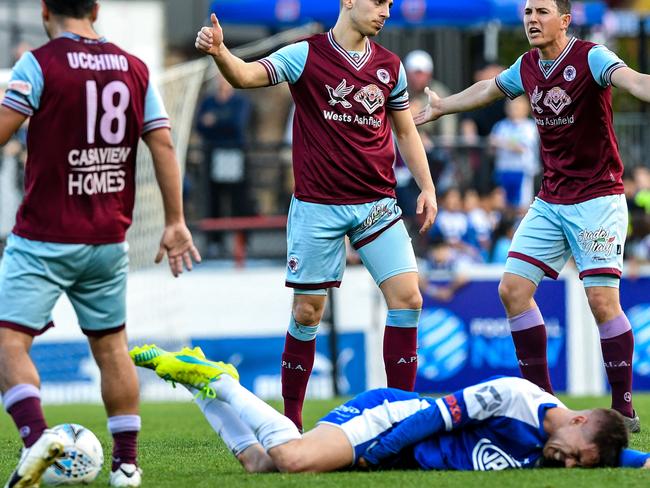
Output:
[45, 0, 97, 19]
[553, 0, 571, 15]
[590, 408, 629, 467]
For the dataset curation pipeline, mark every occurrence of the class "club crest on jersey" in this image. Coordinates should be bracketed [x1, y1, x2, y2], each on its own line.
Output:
[326, 79, 355, 109]
[563, 65, 576, 81]
[377, 68, 390, 84]
[543, 87, 572, 115]
[288, 255, 300, 273]
[472, 439, 522, 471]
[354, 84, 385, 114]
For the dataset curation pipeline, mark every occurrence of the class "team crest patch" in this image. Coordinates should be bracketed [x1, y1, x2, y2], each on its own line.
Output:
[472, 439, 521, 471]
[377, 68, 390, 84]
[563, 65, 576, 81]
[543, 86, 572, 115]
[288, 255, 300, 273]
[7, 80, 32, 96]
[326, 79, 355, 109]
[354, 84, 385, 114]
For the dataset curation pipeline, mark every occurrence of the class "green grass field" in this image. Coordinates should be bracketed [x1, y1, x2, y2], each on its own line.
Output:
[1, 395, 649, 487]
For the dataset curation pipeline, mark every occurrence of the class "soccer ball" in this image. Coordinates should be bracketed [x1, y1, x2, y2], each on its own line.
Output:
[42, 424, 104, 485]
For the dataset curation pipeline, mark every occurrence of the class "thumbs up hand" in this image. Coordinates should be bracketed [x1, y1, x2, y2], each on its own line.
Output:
[195, 13, 224, 56]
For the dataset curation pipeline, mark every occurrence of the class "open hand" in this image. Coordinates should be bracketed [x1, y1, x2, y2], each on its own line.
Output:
[416, 189, 438, 234]
[413, 87, 443, 126]
[155, 223, 202, 277]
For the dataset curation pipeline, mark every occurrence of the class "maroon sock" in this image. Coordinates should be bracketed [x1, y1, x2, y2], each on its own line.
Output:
[511, 325, 554, 395]
[111, 431, 138, 471]
[281, 333, 315, 431]
[601, 329, 634, 418]
[8, 397, 48, 448]
[383, 326, 418, 391]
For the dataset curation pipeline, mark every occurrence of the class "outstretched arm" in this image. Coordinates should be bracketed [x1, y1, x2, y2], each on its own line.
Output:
[414, 79, 505, 126]
[143, 128, 201, 277]
[389, 109, 437, 234]
[195, 13, 270, 88]
[619, 448, 650, 468]
[611, 67, 650, 103]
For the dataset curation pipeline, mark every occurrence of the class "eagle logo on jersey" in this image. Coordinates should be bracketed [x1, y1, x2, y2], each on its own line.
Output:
[472, 439, 522, 471]
[326, 79, 355, 108]
[354, 84, 385, 114]
[529, 86, 543, 114]
[543, 87, 572, 115]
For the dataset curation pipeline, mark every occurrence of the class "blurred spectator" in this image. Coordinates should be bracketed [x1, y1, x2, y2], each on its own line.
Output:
[195, 72, 252, 218]
[460, 63, 507, 193]
[405, 50, 457, 144]
[465, 187, 506, 261]
[489, 96, 540, 213]
[418, 238, 470, 302]
[490, 216, 518, 264]
[428, 187, 482, 261]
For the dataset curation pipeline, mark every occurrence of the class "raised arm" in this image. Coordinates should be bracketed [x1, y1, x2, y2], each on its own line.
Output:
[195, 13, 270, 89]
[143, 128, 201, 277]
[414, 79, 505, 126]
[611, 67, 650, 104]
[389, 109, 437, 234]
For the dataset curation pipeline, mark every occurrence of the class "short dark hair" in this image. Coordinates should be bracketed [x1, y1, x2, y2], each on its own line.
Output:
[553, 0, 572, 15]
[45, 0, 97, 18]
[590, 408, 629, 467]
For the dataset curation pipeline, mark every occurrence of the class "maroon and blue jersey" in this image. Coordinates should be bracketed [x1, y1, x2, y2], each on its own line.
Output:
[258, 31, 410, 204]
[1, 33, 170, 244]
[495, 39, 627, 205]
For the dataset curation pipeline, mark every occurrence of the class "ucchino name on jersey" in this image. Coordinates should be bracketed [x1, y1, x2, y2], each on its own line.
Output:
[67, 147, 130, 195]
[323, 78, 384, 128]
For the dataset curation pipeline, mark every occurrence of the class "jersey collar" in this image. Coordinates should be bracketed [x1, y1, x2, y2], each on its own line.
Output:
[327, 30, 372, 71]
[59, 31, 107, 44]
[537, 37, 576, 80]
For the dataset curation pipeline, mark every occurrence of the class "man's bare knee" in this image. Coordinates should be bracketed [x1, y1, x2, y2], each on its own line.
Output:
[292, 298, 325, 326]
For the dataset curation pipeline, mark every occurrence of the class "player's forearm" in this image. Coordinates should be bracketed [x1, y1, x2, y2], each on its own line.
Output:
[626, 73, 650, 103]
[145, 130, 185, 224]
[439, 79, 503, 116]
[395, 131, 435, 193]
[210, 45, 260, 89]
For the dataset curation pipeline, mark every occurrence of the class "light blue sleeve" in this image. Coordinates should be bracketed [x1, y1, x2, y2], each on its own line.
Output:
[258, 41, 309, 85]
[588, 45, 627, 88]
[495, 54, 525, 99]
[387, 61, 409, 111]
[2, 52, 44, 116]
[142, 81, 171, 134]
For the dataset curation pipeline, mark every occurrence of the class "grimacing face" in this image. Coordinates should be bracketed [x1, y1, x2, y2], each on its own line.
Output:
[542, 421, 600, 468]
[523, 0, 570, 49]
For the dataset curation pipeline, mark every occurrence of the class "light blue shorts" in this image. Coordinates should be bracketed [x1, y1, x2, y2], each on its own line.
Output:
[285, 197, 418, 290]
[0, 233, 129, 336]
[506, 195, 627, 284]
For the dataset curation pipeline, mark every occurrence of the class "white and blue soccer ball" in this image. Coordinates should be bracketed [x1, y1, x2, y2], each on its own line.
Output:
[42, 423, 104, 485]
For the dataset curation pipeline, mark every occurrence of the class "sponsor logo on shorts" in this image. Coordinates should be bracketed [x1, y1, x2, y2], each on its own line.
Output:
[355, 203, 393, 234]
[354, 84, 385, 114]
[472, 438, 521, 470]
[333, 404, 361, 415]
[578, 228, 616, 257]
[288, 255, 300, 273]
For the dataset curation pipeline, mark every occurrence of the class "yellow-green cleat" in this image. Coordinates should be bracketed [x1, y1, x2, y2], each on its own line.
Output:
[131, 344, 239, 398]
[129, 344, 169, 370]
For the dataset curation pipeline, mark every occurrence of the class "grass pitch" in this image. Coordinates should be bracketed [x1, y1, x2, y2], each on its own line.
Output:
[1, 395, 649, 487]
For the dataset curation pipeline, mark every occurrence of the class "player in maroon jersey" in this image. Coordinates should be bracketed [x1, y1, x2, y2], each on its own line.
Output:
[0, 1, 200, 486]
[195, 0, 438, 431]
[415, 0, 650, 433]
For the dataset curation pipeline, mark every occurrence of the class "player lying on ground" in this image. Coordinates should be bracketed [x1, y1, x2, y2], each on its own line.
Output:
[130, 345, 650, 472]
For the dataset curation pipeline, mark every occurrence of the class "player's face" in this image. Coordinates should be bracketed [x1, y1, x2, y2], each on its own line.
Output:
[350, 0, 393, 37]
[523, 0, 571, 49]
[543, 424, 600, 468]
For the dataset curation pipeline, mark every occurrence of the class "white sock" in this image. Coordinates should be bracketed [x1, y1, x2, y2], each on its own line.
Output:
[211, 376, 301, 450]
[190, 387, 259, 456]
